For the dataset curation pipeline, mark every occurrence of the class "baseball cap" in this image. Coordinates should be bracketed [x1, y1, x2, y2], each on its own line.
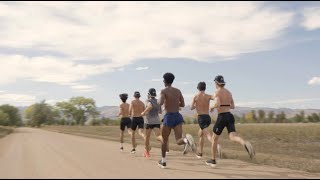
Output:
[214, 75, 226, 85]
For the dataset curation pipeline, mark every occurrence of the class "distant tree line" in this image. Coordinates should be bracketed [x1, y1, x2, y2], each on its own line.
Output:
[1, 98, 320, 127]
[233, 110, 320, 124]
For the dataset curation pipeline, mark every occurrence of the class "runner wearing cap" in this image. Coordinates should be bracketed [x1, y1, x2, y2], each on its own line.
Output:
[129, 91, 146, 154]
[141, 88, 163, 158]
[206, 75, 255, 168]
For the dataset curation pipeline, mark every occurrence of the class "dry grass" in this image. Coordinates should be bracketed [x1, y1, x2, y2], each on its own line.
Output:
[42, 123, 320, 173]
[0, 126, 14, 138]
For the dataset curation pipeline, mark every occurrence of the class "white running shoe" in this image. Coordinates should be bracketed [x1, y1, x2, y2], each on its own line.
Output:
[244, 141, 255, 159]
[196, 153, 203, 159]
[182, 143, 189, 155]
[186, 134, 197, 154]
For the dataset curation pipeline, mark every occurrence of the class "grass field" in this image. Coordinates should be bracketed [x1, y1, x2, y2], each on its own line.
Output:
[42, 123, 320, 173]
[0, 126, 14, 139]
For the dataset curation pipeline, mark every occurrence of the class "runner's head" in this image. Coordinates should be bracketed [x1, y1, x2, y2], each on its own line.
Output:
[134, 91, 141, 99]
[148, 88, 157, 98]
[214, 75, 226, 88]
[197, 82, 206, 91]
[163, 72, 175, 87]
[119, 93, 128, 103]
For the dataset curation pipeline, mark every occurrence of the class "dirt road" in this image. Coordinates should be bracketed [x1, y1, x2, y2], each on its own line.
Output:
[0, 128, 319, 179]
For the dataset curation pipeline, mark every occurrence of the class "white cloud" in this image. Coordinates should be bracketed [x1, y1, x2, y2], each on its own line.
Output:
[0, 54, 115, 89]
[71, 84, 97, 92]
[117, 68, 125, 72]
[150, 78, 162, 82]
[136, 67, 149, 71]
[0, 1, 293, 66]
[179, 81, 196, 85]
[308, 77, 320, 86]
[301, 7, 320, 30]
[0, 92, 36, 106]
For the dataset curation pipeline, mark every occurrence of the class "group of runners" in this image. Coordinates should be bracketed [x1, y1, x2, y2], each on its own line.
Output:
[118, 72, 255, 169]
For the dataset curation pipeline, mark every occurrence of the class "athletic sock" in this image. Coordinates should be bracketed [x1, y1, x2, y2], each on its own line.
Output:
[161, 157, 166, 163]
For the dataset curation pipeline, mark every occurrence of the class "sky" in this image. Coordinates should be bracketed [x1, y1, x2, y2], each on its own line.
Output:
[0, 1, 320, 109]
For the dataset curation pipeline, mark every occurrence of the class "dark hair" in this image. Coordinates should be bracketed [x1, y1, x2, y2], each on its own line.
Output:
[119, 93, 128, 103]
[134, 91, 141, 98]
[197, 82, 206, 91]
[148, 88, 157, 97]
[163, 72, 175, 84]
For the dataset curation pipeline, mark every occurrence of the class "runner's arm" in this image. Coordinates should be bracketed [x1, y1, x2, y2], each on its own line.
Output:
[230, 94, 235, 109]
[179, 90, 185, 107]
[129, 103, 133, 117]
[118, 106, 122, 117]
[213, 96, 221, 108]
[142, 102, 146, 112]
[141, 102, 153, 116]
[159, 105, 162, 114]
[210, 93, 220, 112]
[210, 94, 215, 100]
[191, 96, 196, 110]
[159, 90, 165, 106]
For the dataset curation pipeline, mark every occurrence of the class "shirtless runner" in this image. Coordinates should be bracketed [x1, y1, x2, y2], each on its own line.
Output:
[191, 82, 222, 159]
[158, 72, 197, 169]
[206, 75, 255, 168]
[129, 91, 146, 154]
[118, 93, 133, 152]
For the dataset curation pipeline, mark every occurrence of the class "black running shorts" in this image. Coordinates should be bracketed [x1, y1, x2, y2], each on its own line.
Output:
[213, 112, 236, 135]
[132, 117, 144, 131]
[145, 124, 161, 129]
[198, 114, 212, 130]
[120, 117, 132, 131]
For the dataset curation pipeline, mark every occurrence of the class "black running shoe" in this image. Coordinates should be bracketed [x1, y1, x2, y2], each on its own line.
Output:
[206, 159, 217, 167]
[130, 148, 136, 154]
[158, 160, 167, 169]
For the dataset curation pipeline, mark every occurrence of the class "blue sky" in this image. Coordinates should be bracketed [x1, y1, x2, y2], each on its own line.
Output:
[0, 2, 320, 109]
